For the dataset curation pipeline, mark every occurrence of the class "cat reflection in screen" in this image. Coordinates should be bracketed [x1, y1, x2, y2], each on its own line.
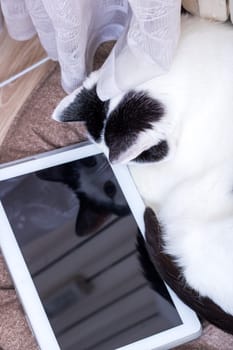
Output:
[37, 156, 129, 236]
[52, 15, 233, 334]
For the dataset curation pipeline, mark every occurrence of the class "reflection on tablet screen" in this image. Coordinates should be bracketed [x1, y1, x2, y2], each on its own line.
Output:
[0, 154, 182, 350]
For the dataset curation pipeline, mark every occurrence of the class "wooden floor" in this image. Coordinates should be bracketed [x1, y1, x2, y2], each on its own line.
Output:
[0, 26, 55, 145]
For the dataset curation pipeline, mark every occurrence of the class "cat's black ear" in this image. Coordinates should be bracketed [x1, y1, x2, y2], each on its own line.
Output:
[36, 164, 68, 182]
[36, 162, 80, 186]
[53, 83, 107, 142]
[104, 90, 167, 163]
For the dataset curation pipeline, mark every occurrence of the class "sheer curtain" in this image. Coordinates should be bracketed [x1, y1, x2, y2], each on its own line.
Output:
[0, 0, 181, 99]
[97, 0, 181, 100]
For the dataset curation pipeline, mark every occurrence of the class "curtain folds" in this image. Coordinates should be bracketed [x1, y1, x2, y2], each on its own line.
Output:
[1, 1, 232, 98]
[0, 0, 181, 98]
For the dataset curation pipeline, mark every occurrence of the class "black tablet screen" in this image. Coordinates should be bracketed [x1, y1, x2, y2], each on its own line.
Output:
[0, 153, 182, 350]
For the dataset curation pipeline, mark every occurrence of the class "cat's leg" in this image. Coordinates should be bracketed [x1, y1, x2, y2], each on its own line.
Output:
[143, 207, 233, 335]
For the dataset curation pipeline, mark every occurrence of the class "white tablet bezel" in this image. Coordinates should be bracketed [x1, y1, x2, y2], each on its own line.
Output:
[0, 142, 201, 350]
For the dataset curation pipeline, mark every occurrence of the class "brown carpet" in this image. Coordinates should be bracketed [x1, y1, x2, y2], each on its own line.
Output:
[0, 64, 86, 164]
[0, 45, 233, 349]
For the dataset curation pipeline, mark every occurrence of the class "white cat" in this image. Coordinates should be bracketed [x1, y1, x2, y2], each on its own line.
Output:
[52, 15, 233, 333]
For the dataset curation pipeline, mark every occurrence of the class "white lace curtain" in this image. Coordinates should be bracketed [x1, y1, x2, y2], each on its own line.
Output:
[0, 0, 181, 100]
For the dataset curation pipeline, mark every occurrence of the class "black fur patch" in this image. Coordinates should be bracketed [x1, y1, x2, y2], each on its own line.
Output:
[133, 140, 169, 163]
[104, 91, 164, 162]
[62, 85, 107, 142]
[136, 232, 174, 304]
[144, 207, 233, 335]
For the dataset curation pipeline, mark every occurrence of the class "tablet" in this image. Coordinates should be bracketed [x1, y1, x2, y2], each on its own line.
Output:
[0, 142, 201, 350]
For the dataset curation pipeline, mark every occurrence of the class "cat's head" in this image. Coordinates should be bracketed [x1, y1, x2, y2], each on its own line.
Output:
[52, 71, 171, 164]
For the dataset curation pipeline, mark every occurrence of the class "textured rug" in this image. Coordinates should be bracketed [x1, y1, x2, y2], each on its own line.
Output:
[0, 46, 233, 350]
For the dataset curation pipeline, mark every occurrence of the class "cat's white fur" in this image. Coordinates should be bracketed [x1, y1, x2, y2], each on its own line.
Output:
[130, 16, 233, 315]
[53, 15, 233, 315]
